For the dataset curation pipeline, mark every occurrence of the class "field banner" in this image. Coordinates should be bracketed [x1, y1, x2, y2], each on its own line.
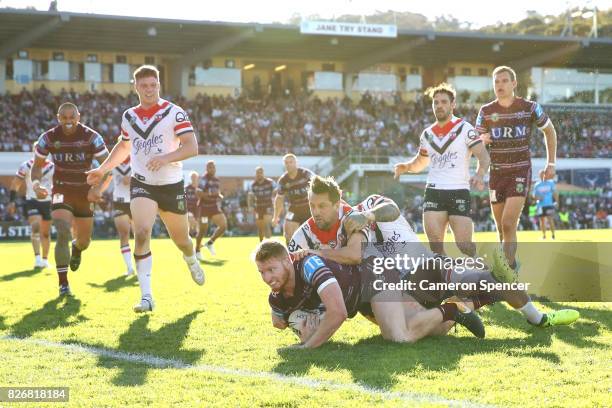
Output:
[0, 222, 56, 241]
[300, 21, 397, 38]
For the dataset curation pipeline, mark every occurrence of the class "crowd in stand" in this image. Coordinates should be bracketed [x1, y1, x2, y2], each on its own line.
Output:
[1, 87, 610, 158]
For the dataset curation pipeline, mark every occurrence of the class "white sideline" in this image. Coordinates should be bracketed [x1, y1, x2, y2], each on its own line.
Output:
[2, 335, 496, 408]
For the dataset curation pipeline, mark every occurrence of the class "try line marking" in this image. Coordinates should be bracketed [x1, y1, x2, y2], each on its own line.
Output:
[2, 335, 496, 408]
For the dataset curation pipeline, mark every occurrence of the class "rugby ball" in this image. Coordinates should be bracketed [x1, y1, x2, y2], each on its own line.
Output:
[287, 309, 325, 337]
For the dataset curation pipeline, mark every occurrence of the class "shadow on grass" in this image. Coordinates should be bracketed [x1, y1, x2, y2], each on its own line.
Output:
[272, 302, 609, 390]
[199, 259, 228, 267]
[1, 268, 43, 282]
[70, 310, 206, 387]
[88, 275, 138, 292]
[10, 297, 86, 337]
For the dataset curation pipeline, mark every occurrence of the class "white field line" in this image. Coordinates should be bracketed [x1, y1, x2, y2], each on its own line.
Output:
[2, 335, 496, 408]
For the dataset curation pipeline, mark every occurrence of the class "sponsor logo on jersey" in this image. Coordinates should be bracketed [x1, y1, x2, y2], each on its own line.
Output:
[133, 134, 164, 155]
[491, 125, 528, 139]
[431, 151, 458, 169]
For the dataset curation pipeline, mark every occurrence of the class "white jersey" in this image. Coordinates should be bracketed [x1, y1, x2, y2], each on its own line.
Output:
[288, 202, 356, 252]
[355, 195, 421, 244]
[16, 159, 54, 201]
[112, 161, 132, 203]
[418, 117, 481, 190]
[120, 99, 194, 186]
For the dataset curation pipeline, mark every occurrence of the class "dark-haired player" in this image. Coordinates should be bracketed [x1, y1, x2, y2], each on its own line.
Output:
[395, 82, 489, 257]
[32, 102, 110, 296]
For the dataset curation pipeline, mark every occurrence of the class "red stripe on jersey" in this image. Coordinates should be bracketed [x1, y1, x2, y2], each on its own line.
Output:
[431, 118, 462, 137]
[174, 122, 192, 131]
[133, 101, 170, 121]
[121, 128, 128, 136]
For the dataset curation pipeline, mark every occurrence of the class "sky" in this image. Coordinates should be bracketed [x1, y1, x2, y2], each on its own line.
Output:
[1, 0, 609, 28]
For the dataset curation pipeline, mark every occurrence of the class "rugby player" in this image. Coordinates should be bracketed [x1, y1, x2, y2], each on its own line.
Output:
[476, 66, 557, 274]
[248, 166, 276, 241]
[86, 65, 204, 312]
[272, 154, 314, 243]
[185, 171, 200, 238]
[111, 155, 134, 276]
[255, 240, 484, 348]
[8, 148, 54, 269]
[395, 83, 490, 257]
[292, 176, 578, 331]
[195, 160, 227, 259]
[532, 170, 558, 240]
[32, 102, 110, 297]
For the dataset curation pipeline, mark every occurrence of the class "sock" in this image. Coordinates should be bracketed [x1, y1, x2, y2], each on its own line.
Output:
[35, 254, 42, 263]
[518, 301, 544, 324]
[206, 239, 214, 246]
[134, 252, 153, 298]
[184, 253, 197, 265]
[71, 240, 82, 257]
[470, 294, 496, 310]
[57, 265, 69, 286]
[437, 303, 459, 322]
[121, 245, 133, 271]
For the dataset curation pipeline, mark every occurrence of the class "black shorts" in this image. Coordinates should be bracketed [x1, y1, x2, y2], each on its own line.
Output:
[538, 206, 555, 217]
[113, 201, 132, 218]
[423, 187, 471, 217]
[24, 199, 52, 221]
[130, 178, 186, 215]
[286, 205, 311, 225]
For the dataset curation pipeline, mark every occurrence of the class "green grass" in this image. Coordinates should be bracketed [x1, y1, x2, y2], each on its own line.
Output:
[0, 230, 611, 407]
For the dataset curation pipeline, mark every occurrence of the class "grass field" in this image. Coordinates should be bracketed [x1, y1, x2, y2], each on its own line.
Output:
[0, 230, 611, 407]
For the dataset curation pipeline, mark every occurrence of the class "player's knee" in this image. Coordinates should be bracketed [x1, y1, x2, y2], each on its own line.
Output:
[501, 218, 517, 233]
[134, 226, 152, 245]
[31, 221, 40, 234]
[55, 220, 72, 243]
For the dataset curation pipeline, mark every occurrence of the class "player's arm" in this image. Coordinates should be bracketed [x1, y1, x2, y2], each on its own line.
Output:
[31, 155, 50, 200]
[247, 191, 255, 209]
[301, 282, 347, 349]
[344, 199, 400, 235]
[312, 232, 367, 265]
[87, 139, 130, 185]
[8, 175, 25, 211]
[469, 142, 490, 191]
[541, 122, 557, 179]
[272, 192, 284, 224]
[394, 152, 429, 179]
[271, 312, 288, 329]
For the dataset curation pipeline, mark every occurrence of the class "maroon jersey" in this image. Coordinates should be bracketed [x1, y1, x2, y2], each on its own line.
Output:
[198, 173, 221, 212]
[185, 184, 199, 212]
[35, 123, 108, 193]
[277, 167, 314, 211]
[268, 255, 362, 321]
[475, 97, 550, 174]
[250, 177, 276, 211]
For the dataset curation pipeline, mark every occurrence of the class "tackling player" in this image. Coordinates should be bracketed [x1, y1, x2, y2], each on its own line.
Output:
[86, 65, 205, 312]
[32, 102, 110, 297]
[273, 154, 314, 243]
[394, 83, 489, 257]
[195, 160, 227, 259]
[8, 150, 54, 269]
[111, 155, 134, 276]
[248, 166, 276, 241]
[476, 66, 557, 274]
[533, 170, 558, 240]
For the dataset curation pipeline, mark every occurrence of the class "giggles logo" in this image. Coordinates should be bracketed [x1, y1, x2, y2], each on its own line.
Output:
[133, 134, 163, 155]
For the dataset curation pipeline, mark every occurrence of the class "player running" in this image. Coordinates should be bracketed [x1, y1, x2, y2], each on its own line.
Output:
[533, 170, 558, 240]
[111, 155, 134, 276]
[394, 83, 490, 257]
[248, 166, 276, 241]
[476, 66, 557, 274]
[8, 150, 54, 269]
[273, 154, 314, 243]
[32, 102, 110, 297]
[185, 171, 200, 238]
[86, 65, 204, 312]
[195, 160, 226, 259]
